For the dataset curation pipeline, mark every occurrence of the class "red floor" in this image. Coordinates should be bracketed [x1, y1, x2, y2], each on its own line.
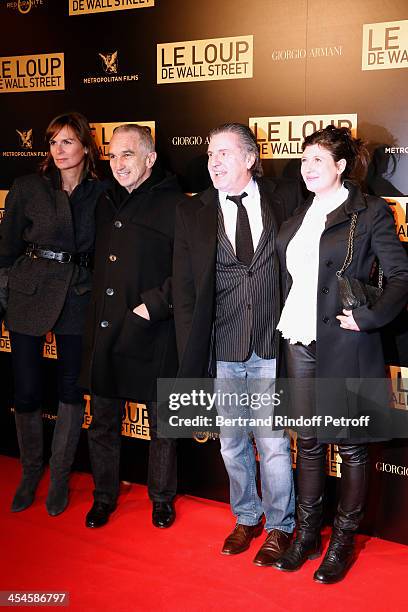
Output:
[0, 454, 406, 611]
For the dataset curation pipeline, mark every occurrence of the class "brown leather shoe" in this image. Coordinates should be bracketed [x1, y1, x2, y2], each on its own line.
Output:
[221, 522, 264, 555]
[253, 529, 293, 566]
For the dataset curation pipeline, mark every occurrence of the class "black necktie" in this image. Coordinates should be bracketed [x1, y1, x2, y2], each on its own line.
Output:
[227, 192, 254, 267]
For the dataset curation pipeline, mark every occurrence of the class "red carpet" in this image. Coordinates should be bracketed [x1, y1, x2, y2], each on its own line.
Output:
[0, 455, 406, 611]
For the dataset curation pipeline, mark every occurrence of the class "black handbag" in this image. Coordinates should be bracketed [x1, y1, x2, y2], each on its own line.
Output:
[336, 212, 383, 310]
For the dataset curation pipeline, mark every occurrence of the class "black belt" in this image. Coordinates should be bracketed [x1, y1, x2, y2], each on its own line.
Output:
[25, 244, 93, 268]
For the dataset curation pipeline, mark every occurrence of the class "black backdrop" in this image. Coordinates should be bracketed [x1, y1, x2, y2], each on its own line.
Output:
[0, 0, 407, 543]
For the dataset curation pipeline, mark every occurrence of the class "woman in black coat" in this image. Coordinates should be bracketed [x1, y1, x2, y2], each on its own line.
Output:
[273, 126, 408, 583]
[0, 112, 103, 516]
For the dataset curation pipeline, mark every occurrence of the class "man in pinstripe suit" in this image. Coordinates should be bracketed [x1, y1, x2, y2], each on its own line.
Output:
[173, 123, 303, 565]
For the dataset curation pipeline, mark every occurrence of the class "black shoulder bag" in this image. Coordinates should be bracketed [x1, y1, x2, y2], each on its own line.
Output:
[336, 212, 383, 310]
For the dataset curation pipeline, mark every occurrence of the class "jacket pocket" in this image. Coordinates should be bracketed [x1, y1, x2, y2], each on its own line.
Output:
[112, 308, 157, 361]
[129, 308, 153, 328]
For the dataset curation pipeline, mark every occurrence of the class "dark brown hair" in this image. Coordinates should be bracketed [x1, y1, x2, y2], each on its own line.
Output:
[208, 122, 263, 178]
[40, 112, 100, 178]
[302, 125, 370, 182]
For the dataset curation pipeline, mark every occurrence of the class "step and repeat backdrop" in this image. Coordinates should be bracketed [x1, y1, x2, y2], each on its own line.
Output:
[0, 0, 408, 542]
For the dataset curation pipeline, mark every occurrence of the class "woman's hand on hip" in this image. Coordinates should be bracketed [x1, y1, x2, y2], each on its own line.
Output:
[336, 309, 361, 331]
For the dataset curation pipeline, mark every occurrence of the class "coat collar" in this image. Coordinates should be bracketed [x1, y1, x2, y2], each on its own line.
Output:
[105, 165, 179, 209]
[343, 180, 367, 214]
[325, 180, 367, 229]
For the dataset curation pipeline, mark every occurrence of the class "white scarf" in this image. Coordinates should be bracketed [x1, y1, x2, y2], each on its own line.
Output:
[277, 184, 349, 345]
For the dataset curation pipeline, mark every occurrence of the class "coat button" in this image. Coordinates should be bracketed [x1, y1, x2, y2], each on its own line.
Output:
[247, 270, 253, 277]
[323, 316, 330, 324]
[114, 220, 122, 229]
[109, 254, 117, 262]
[100, 320, 109, 328]
[106, 288, 114, 296]
[325, 260, 333, 267]
[247, 304, 252, 310]
[322, 287, 329, 294]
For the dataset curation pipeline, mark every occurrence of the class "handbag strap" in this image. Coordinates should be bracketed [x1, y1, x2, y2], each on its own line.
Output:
[336, 211, 383, 290]
[336, 212, 358, 278]
[378, 264, 384, 290]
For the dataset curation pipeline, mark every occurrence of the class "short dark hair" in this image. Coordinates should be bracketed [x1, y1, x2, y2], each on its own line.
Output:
[302, 125, 369, 181]
[40, 111, 99, 178]
[112, 123, 155, 154]
[208, 122, 263, 177]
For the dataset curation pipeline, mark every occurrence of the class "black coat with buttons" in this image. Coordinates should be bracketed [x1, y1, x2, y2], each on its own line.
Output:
[79, 168, 188, 401]
[277, 181, 408, 440]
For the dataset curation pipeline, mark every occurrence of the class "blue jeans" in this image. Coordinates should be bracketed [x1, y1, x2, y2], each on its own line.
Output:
[216, 352, 295, 533]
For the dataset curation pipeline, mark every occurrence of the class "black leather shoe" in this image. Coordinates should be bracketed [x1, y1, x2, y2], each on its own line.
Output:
[313, 540, 354, 584]
[253, 529, 292, 566]
[273, 533, 321, 571]
[152, 501, 175, 528]
[85, 501, 116, 528]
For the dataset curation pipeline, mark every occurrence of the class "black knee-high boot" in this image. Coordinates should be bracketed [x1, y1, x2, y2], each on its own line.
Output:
[274, 437, 326, 571]
[46, 401, 84, 516]
[12, 410, 44, 512]
[314, 444, 369, 584]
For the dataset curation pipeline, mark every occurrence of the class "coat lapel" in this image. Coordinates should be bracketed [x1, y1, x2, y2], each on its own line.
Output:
[217, 205, 236, 260]
[56, 190, 76, 251]
[45, 175, 76, 251]
[196, 187, 218, 283]
[324, 181, 368, 231]
[251, 181, 277, 266]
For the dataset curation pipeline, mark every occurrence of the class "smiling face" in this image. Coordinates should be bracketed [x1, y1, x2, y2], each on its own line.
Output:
[207, 131, 255, 194]
[301, 143, 346, 197]
[108, 130, 157, 193]
[49, 125, 87, 175]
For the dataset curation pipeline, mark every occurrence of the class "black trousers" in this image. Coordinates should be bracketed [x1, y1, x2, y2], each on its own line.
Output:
[88, 394, 177, 505]
[10, 331, 83, 413]
[285, 341, 369, 533]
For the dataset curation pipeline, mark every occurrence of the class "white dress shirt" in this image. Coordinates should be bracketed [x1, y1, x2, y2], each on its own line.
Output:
[277, 184, 349, 345]
[218, 178, 263, 253]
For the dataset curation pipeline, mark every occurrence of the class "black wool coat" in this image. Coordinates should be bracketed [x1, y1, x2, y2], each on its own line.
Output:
[79, 170, 188, 402]
[277, 180, 408, 440]
[173, 177, 304, 378]
[0, 172, 102, 336]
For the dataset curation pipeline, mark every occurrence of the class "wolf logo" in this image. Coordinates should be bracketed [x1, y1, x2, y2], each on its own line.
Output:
[99, 51, 118, 74]
[18, 0, 32, 14]
[16, 129, 33, 149]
